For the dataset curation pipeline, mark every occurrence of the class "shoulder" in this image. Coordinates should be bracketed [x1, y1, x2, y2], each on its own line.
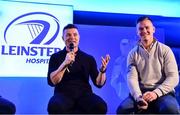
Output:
[154, 41, 176, 59]
[78, 50, 96, 63]
[50, 49, 65, 58]
[128, 45, 139, 56]
[79, 50, 94, 58]
[156, 41, 172, 53]
[157, 41, 169, 48]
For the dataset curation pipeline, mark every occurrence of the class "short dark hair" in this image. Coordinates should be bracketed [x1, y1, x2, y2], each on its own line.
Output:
[63, 24, 78, 33]
[136, 16, 153, 24]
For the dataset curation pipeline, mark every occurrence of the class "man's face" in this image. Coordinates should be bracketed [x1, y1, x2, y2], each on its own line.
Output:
[136, 19, 155, 42]
[120, 39, 131, 56]
[62, 28, 80, 49]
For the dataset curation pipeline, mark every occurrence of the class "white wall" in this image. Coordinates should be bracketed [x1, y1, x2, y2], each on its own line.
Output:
[4, 0, 180, 17]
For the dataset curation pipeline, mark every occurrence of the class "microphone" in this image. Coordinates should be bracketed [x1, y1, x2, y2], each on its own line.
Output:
[69, 43, 74, 66]
[66, 43, 74, 73]
[69, 43, 74, 52]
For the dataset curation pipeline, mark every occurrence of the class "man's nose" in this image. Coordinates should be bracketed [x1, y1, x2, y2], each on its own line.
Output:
[141, 28, 145, 32]
[70, 35, 76, 39]
[142, 28, 148, 33]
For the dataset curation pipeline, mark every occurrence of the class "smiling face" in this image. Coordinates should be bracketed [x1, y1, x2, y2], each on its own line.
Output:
[136, 18, 155, 47]
[62, 27, 80, 52]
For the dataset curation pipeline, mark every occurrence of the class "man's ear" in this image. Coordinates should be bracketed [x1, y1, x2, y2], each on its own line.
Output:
[153, 26, 155, 33]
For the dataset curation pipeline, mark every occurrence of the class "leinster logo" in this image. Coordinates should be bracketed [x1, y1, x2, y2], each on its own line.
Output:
[4, 12, 60, 45]
[1, 12, 62, 64]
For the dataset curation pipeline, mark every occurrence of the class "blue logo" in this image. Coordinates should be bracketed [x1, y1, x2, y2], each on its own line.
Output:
[4, 12, 60, 45]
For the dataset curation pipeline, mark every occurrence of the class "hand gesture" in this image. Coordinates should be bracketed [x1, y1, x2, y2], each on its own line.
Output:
[100, 54, 110, 72]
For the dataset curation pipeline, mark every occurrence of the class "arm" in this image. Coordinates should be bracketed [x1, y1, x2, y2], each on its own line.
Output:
[127, 51, 149, 110]
[153, 47, 179, 97]
[96, 54, 110, 86]
[127, 51, 142, 101]
[50, 61, 68, 85]
[50, 52, 75, 85]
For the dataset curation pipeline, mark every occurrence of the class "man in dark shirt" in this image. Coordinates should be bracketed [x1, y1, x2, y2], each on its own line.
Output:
[47, 24, 110, 114]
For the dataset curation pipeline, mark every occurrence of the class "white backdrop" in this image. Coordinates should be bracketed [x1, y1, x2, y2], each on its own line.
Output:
[0, 1, 73, 77]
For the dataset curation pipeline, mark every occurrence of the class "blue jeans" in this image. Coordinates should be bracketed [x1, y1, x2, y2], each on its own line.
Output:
[116, 92, 180, 114]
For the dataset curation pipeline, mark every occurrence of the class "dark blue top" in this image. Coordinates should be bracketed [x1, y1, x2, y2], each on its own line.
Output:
[47, 48, 103, 98]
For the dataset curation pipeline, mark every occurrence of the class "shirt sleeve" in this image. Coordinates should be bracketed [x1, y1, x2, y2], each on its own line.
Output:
[127, 50, 142, 100]
[47, 53, 59, 87]
[153, 46, 179, 97]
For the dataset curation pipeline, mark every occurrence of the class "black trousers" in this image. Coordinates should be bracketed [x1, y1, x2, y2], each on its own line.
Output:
[0, 96, 16, 114]
[47, 92, 107, 114]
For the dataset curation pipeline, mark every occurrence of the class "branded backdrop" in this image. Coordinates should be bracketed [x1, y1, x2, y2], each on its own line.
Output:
[0, 0, 73, 77]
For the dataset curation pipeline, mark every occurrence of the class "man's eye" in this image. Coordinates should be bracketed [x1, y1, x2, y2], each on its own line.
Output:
[139, 28, 143, 31]
[66, 34, 71, 37]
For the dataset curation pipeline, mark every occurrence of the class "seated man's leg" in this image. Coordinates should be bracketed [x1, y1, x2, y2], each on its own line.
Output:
[47, 93, 74, 114]
[77, 93, 107, 114]
[154, 92, 180, 114]
[0, 96, 16, 114]
[116, 95, 136, 114]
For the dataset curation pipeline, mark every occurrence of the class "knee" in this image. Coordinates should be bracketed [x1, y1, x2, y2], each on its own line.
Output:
[97, 102, 107, 114]
[159, 105, 180, 114]
[116, 105, 124, 114]
[116, 105, 133, 114]
[47, 101, 65, 114]
[90, 102, 107, 114]
[0, 101, 16, 114]
[9, 102, 16, 114]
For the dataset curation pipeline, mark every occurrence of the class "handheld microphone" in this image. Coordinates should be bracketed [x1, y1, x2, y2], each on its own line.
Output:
[66, 43, 74, 73]
[69, 43, 74, 52]
[69, 43, 74, 66]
